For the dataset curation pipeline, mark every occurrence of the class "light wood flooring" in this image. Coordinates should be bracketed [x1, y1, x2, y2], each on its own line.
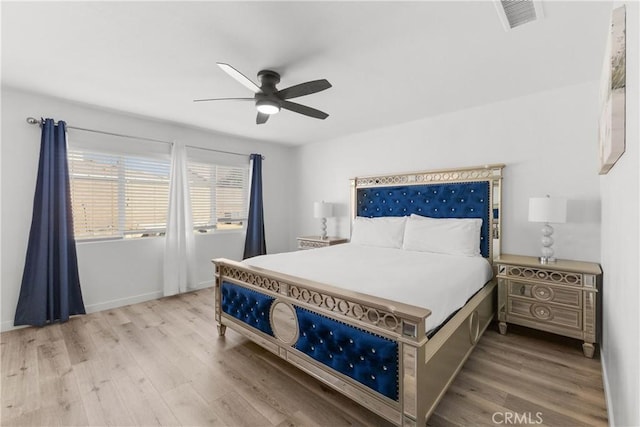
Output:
[1, 287, 608, 426]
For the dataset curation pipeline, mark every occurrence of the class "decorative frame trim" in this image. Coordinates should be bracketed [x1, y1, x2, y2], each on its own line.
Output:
[352, 164, 504, 188]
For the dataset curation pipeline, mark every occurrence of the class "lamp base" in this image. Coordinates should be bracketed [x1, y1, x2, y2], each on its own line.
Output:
[538, 223, 556, 265]
[320, 218, 327, 240]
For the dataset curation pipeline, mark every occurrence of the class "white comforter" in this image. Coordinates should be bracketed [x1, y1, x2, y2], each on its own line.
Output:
[243, 243, 493, 332]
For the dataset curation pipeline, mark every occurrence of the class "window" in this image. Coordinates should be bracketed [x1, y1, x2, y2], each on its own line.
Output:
[68, 149, 170, 240]
[187, 160, 249, 232]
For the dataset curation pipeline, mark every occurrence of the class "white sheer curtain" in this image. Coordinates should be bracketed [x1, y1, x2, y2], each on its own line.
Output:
[164, 142, 196, 296]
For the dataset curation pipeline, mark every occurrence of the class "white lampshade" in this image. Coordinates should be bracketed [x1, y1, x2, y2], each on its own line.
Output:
[313, 201, 333, 218]
[528, 196, 567, 224]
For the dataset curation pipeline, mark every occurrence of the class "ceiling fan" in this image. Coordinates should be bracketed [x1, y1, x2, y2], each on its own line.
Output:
[194, 63, 332, 125]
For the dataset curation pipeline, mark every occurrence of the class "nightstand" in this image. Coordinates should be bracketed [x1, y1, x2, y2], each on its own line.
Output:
[296, 236, 348, 250]
[495, 254, 602, 358]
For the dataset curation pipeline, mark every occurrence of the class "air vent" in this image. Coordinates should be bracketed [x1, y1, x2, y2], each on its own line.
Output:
[494, 0, 544, 31]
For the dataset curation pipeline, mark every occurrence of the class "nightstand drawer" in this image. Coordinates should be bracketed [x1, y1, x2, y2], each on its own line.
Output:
[508, 280, 581, 308]
[508, 298, 582, 330]
[502, 265, 584, 287]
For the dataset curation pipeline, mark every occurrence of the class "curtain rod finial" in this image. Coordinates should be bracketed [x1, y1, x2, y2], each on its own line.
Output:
[26, 117, 40, 125]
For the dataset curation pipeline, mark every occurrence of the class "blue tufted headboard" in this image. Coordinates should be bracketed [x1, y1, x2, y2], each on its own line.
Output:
[351, 165, 504, 260]
[356, 182, 490, 257]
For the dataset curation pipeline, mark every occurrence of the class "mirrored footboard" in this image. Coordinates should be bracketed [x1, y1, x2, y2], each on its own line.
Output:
[214, 259, 432, 425]
[214, 259, 497, 426]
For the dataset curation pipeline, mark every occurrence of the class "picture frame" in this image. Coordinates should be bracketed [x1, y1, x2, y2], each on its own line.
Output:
[598, 5, 626, 175]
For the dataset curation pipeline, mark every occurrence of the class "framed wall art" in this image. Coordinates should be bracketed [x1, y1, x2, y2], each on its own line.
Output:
[598, 5, 626, 175]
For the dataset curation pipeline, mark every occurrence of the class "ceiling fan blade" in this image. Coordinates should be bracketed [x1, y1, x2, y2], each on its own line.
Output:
[256, 112, 270, 125]
[217, 63, 261, 94]
[281, 101, 329, 120]
[193, 97, 254, 102]
[278, 79, 332, 100]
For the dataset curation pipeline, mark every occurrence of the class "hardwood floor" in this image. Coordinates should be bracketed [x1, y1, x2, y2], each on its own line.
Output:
[1, 287, 608, 426]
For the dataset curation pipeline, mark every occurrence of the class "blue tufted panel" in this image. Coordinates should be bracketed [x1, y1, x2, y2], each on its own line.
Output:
[294, 307, 399, 401]
[356, 181, 491, 257]
[221, 282, 274, 337]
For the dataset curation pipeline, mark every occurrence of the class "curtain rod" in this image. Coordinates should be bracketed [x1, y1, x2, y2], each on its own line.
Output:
[25, 117, 262, 159]
[184, 144, 263, 160]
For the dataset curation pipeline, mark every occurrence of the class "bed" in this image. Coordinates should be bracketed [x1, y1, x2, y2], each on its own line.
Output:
[213, 164, 504, 426]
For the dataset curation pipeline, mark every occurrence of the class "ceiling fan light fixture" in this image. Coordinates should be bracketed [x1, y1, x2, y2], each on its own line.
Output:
[256, 99, 280, 115]
[198, 63, 331, 122]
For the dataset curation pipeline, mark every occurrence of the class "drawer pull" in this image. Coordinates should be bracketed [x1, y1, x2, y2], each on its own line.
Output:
[532, 285, 554, 301]
[530, 304, 554, 321]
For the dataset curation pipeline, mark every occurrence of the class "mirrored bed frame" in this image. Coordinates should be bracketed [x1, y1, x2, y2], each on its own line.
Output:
[213, 164, 504, 426]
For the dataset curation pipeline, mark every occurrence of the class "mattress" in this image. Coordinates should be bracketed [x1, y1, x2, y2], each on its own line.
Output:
[243, 243, 493, 332]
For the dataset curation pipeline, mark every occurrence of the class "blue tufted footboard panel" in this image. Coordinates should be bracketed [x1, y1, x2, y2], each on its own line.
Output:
[294, 307, 399, 401]
[221, 282, 274, 337]
[220, 283, 399, 400]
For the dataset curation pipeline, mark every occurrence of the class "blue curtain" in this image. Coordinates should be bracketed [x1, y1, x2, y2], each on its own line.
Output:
[243, 153, 266, 259]
[14, 119, 85, 327]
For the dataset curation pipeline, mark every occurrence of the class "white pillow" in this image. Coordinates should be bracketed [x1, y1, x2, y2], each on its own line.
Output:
[350, 216, 407, 248]
[402, 214, 483, 256]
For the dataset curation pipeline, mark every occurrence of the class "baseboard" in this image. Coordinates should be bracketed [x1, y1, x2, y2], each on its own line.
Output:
[88, 282, 213, 312]
[0, 283, 215, 333]
[194, 279, 215, 290]
[1, 290, 163, 333]
[85, 290, 164, 314]
[600, 346, 615, 427]
[0, 320, 28, 333]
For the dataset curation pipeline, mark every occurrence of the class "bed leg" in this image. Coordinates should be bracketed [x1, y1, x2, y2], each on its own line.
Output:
[217, 323, 227, 337]
[498, 321, 507, 335]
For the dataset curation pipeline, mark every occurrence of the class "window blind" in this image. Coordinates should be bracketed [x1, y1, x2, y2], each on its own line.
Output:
[68, 149, 170, 239]
[187, 160, 249, 232]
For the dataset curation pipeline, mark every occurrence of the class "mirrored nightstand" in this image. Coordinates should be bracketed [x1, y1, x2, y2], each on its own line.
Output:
[496, 254, 602, 358]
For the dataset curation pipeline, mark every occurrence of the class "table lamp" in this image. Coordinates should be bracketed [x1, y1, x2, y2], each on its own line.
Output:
[528, 195, 567, 264]
[313, 201, 333, 240]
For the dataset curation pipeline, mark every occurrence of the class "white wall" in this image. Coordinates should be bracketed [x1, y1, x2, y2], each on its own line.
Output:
[294, 81, 602, 263]
[1, 86, 296, 331]
[600, 2, 640, 426]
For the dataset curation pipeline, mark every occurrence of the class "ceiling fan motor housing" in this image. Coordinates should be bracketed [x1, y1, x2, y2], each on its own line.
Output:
[257, 70, 281, 93]
[256, 70, 282, 113]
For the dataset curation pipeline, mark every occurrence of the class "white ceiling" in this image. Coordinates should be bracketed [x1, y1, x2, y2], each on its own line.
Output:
[2, 1, 612, 145]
